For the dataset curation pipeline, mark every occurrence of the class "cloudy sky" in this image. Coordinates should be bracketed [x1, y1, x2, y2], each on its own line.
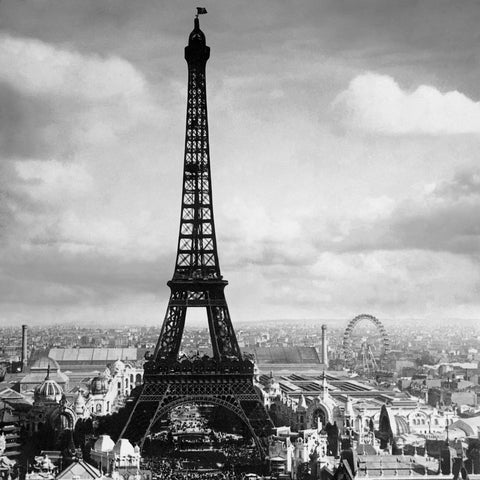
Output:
[0, 0, 479, 327]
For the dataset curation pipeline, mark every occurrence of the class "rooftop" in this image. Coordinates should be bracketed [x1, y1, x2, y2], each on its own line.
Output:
[48, 348, 142, 365]
[248, 346, 322, 365]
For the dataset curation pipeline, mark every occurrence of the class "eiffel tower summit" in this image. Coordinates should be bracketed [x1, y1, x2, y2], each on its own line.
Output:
[120, 13, 273, 457]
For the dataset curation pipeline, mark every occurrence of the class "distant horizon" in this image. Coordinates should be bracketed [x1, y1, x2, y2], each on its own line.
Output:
[1, 316, 479, 330]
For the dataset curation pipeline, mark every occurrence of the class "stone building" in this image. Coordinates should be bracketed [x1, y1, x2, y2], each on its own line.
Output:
[88, 360, 143, 416]
[259, 370, 459, 456]
[28, 368, 87, 439]
[90, 434, 142, 475]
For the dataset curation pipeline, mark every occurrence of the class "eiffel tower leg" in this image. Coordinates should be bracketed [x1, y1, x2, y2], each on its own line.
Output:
[206, 305, 221, 358]
[239, 399, 273, 455]
[119, 384, 146, 441]
[207, 304, 241, 359]
[154, 303, 187, 359]
[137, 388, 171, 450]
[119, 383, 170, 445]
[227, 396, 268, 458]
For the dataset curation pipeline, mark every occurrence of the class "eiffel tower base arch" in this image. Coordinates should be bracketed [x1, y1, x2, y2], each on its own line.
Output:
[120, 363, 272, 458]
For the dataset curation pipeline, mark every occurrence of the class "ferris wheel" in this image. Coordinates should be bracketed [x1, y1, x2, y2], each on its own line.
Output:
[342, 314, 390, 373]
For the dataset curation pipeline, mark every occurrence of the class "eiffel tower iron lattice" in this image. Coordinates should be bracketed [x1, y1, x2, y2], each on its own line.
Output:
[120, 16, 273, 457]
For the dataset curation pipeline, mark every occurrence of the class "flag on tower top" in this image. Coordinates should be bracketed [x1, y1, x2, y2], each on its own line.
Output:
[196, 7, 207, 15]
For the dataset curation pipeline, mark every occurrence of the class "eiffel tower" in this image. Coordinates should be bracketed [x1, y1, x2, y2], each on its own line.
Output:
[120, 14, 273, 457]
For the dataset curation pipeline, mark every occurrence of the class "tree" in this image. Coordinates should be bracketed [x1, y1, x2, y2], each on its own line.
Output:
[415, 352, 437, 367]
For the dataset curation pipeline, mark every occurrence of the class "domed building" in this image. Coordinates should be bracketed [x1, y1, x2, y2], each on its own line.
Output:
[91, 375, 110, 396]
[85, 361, 143, 417]
[90, 435, 140, 473]
[88, 373, 116, 415]
[90, 434, 116, 472]
[113, 438, 140, 468]
[107, 359, 141, 399]
[34, 371, 63, 404]
[28, 370, 91, 442]
[110, 360, 125, 377]
[94, 434, 115, 453]
[29, 370, 76, 436]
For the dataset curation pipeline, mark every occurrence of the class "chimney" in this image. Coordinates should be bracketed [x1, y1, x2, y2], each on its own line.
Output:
[321, 324, 328, 367]
[21, 324, 28, 371]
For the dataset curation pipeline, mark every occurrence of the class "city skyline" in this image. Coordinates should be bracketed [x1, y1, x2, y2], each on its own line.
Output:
[0, 0, 479, 326]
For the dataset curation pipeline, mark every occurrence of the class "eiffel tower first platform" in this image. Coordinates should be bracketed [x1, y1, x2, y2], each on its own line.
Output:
[120, 14, 274, 457]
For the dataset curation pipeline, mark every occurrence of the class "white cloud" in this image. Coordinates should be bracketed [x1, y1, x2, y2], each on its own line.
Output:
[0, 34, 146, 100]
[307, 250, 480, 316]
[314, 169, 480, 256]
[332, 72, 480, 135]
[15, 159, 93, 203]
[0, 33, 171, 265]
[228, 247, 480, 320]
[55, 211, 129, 254]
[219, 198, 316, 267]
[0, 34, 163, 154]
[355, 196, 396, 222]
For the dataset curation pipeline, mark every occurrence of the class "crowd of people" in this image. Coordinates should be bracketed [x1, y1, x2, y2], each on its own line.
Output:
[222, 445, 260, 465]
[173, 419, 209, 434]
[145, 459, 255, 480]
[143, 404, 263, 479]
[171, 406, 210, 433]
